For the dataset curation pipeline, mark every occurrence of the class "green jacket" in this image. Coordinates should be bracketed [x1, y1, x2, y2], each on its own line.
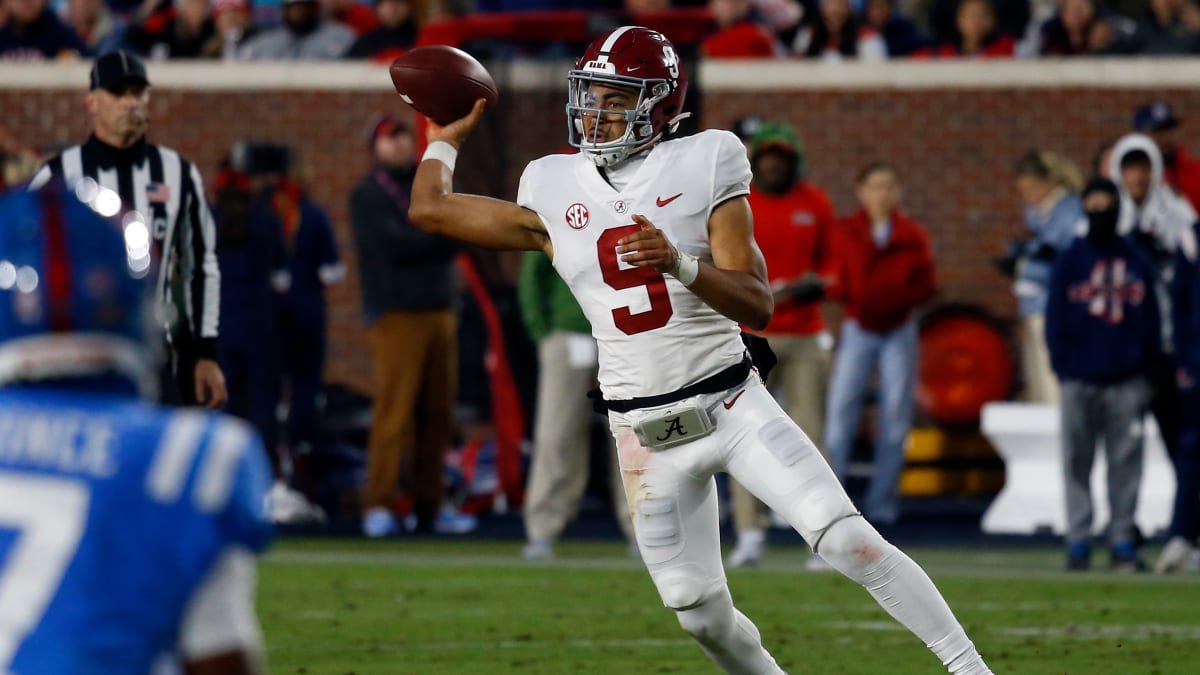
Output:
[517, 251, 591, 344]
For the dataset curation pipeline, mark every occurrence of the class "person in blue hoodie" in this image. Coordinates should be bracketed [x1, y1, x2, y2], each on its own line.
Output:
[1046, 176, 1161, 572]
[1157, 222, 1200, 572]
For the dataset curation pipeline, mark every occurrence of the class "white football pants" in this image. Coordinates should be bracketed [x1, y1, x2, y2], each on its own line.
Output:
[609, 375, 991, 675]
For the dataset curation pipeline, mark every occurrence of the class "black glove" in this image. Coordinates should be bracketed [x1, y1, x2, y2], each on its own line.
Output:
[740, 332, 777, 383]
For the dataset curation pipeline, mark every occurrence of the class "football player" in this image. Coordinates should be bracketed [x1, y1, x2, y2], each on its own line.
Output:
[0, 182, 271, 674]
[409, 26, 992, 674]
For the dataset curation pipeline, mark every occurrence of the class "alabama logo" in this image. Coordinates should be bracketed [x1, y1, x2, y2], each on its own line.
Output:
[566, 202, 590, 230]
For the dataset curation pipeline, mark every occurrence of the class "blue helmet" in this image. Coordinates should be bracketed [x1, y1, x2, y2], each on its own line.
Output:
[0, 181, 158, 395]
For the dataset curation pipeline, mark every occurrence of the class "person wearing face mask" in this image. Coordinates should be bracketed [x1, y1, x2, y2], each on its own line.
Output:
[238, 0, 354, 60]
[1045, 177, 1162, 572]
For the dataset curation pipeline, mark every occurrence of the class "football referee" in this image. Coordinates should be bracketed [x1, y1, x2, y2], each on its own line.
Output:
[30, 50, 228, 409]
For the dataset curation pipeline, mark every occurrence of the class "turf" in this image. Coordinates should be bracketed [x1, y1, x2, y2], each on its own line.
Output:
[260, 538, 1200, 674]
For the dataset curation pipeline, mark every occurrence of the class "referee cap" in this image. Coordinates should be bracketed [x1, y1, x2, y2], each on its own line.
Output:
[90, 51, 150, 92]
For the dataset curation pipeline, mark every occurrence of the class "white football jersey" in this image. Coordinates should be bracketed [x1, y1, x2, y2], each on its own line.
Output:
[518, 130, 752, 400]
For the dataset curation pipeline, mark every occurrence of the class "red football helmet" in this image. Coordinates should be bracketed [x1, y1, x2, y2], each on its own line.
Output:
[567, 26, 690, 167]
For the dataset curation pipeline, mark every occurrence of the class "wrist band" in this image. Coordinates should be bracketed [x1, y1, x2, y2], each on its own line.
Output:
[422, 141, 458, 172]
[670, 249, 700, 286]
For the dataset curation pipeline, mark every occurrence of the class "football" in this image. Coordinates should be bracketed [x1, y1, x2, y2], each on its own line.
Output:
[388, 46, 499, 125]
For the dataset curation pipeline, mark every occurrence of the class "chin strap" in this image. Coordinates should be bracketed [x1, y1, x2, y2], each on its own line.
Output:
[666, 111, 693, 134]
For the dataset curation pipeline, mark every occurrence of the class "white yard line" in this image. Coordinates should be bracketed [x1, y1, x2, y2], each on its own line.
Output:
[996, 624, 1200, 641]
[263, 548, 1200, 584]
[354, 637, 694, 652]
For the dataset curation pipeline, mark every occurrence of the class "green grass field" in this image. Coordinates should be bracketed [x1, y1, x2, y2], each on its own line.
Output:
[260, 538, 1200, 674]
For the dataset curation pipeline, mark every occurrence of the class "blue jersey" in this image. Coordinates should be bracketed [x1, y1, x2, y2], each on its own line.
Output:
[0, 386, 273, 675]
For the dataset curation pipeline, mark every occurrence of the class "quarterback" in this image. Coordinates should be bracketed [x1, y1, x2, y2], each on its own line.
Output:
[409, 26, 992, 674]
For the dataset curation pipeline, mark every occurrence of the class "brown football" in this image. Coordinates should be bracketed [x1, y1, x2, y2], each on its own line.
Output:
[388, 46, 499, 125]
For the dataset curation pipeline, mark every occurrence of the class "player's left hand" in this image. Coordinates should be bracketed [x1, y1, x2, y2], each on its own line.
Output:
[194, 359, 228, 410]
[616, 214, 678, 274]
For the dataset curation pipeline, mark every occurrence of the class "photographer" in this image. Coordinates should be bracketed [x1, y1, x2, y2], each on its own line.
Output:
[1008, 150, 1085, 404]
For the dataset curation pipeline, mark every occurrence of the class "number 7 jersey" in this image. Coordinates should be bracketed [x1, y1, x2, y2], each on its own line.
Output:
[0, 387, 273, 674]
[518, 130, 752, 400]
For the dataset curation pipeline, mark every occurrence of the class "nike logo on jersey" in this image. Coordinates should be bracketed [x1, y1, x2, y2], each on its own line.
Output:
[656, 193, 683, 207]
[723, 389, 746, 410]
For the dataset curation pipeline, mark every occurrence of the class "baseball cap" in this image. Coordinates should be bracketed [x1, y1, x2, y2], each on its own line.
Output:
[730, 116, 764, 142]
[89, 50, 149, 92]
[366, 113, 410, 145]
[1133, 101, 1180, 132]
[749, 122, 808, 179]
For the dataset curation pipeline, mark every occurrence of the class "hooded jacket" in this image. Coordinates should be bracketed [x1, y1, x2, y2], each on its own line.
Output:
[1108, 133, 1197, 256]
[1109, 133, 1199, 353]
[1045, 231, 1161, 384]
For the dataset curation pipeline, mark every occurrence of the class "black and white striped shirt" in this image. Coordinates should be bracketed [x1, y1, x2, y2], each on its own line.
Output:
[30, 135, 220, 360]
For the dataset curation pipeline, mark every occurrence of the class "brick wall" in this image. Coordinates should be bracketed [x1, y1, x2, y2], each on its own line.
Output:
[5, 69, 1198, 395]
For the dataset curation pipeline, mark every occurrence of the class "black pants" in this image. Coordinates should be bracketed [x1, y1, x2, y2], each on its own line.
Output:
[159, 340, 198, 407]
[1151, 354, 1182, 459]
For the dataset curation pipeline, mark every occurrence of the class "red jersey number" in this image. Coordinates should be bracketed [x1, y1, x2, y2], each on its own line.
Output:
[597, 225, 674, 335]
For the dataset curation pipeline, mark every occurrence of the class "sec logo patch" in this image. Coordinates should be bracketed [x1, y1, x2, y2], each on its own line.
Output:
[566, 203, 590, 230]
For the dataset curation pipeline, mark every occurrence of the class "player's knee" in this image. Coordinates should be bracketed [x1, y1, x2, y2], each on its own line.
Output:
[656, 570, 709, 611]
[672, 586, 735, 644]
[791, 480, 858, 537]
[814, 515, 897, 584]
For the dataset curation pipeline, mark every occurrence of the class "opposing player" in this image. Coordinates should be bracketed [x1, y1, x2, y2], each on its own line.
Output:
[0, 183, 272, 674]
[409, 26, 992, 674]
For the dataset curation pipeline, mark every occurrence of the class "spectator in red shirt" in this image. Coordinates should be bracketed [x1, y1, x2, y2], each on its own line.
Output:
[702, 0, 780, 58]
[824, 162, 937, 528]
[726, 121, 838, 569]
[917, 0, 1015, 58]
[1134, 100, 1200, 212]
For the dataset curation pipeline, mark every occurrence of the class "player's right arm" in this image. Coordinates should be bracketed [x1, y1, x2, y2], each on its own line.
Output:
[179, 548, 263, 675]
[408, 99, 552, 256]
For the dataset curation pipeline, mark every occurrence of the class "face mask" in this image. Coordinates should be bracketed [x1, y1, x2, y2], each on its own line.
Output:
[1086, 206, 1120, 246]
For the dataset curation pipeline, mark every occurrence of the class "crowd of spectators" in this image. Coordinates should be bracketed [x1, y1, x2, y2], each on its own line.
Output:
[6, 0, 1200, 62]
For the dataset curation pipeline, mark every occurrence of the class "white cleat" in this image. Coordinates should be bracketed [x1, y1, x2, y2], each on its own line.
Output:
[1155, 536, 1200, 574]
[268, 481, 326, 525]
[522, 539, 555, 561]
